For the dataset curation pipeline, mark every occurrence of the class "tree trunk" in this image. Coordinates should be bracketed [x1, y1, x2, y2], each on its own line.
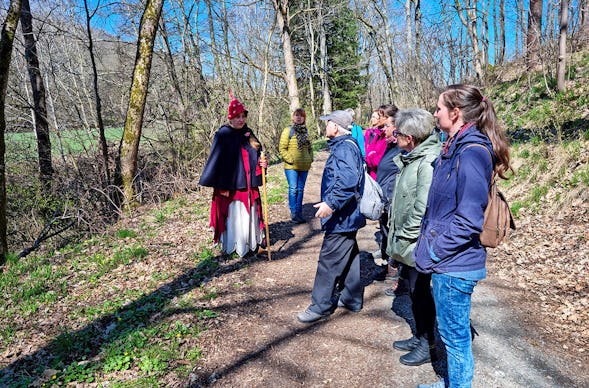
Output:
[158, 18, 184, 107]
[481, 0, 489, 69]
[580, 0, 589, 47]
[272, 0, 300, 113]
[527, 0, 543, 69]
[516, 0, 524, 57]
[20, 0, 52, 190]
[498, 0, 505, 64]
[258, 17, 275, 130]
[175, 0, 208, 108]
[205, 0, 221, 78]
[318, 3, 331, 114]
[84, 0, 110, 186]
[119, 0, 164, 209]
[221, 0, 234, 86]
[414, 0, 421, 61]
[454, 0, 484, 82]
[0, 0, 23, 266]
[557, 0, 569, 92]
[405, 0, 412, 54]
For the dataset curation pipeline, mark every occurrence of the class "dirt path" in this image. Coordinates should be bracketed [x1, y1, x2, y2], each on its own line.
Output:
[187, 151, 588, 387]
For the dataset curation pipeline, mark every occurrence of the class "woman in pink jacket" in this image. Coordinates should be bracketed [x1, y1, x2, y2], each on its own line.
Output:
[364, 105, 394, 179]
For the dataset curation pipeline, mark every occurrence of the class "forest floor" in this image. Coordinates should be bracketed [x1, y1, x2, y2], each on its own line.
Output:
[1, 149, 588, 387]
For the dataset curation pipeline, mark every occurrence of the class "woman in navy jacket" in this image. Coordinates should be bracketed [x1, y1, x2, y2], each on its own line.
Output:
[415, 85, 512, 388]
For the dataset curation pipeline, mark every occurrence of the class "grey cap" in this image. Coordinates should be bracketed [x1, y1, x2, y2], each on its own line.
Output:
[319, 110, 353, 131]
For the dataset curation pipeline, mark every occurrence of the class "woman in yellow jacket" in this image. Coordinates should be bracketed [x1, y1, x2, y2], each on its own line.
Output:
[279, 108, 314, 223]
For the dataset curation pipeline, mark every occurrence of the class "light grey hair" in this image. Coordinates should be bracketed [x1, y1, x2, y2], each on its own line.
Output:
[337, 126, 351, 135]
[395, 108, 435, 145]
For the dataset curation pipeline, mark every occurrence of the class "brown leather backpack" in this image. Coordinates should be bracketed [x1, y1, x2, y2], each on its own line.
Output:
[460, 144, 516, 248]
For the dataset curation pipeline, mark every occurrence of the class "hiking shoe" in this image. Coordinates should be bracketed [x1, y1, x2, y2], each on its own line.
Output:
[393, 335, 420, 351]
[417, 378, 445, 388]
[399, 337, 431, 366]
[297, 309, 330, 323]
[337, 299, 362, 313]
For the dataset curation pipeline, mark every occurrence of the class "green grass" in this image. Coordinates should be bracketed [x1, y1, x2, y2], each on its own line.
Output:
[6, 127, 124, 163]
[0, 227, 226, 386]
[570, 165, 589, 187]
[117, 229, 138, 239]
[266, 174, 288, 204]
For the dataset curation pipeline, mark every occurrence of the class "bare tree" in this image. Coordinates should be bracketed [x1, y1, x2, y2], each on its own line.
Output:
[454, 0, 485, 82]
[580, 0, 589, 46]
[271, 0, 301, 112]
[356, 0, 397, 102]
[20, 0, 53, 189]
[527, 0, 543, 69]
[414, 0, 421, 61]
[84, 0, 110, 186]
[557, 0, 569, 91]
[0, 0, 23, 266]
[497, 0, 506, 65]
[405, 0, 412, 53]
[318, 1, 332, 114]
[204, 0, 222, 78]
[119, 0, 164, 209]
[515, 0, 525, 57]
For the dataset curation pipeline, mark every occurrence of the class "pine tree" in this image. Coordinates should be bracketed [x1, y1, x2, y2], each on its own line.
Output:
[325, 6, 366, 109]
[288, 0, 366, 113]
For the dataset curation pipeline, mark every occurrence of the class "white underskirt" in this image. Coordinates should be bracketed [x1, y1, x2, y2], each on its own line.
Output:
[219, 200, 263, 257]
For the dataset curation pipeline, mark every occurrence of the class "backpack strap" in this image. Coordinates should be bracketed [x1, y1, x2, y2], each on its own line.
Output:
[456, 143, 496, 183]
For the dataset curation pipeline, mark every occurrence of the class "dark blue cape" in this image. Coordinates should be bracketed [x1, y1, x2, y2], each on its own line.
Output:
[199, 124, 262, 190]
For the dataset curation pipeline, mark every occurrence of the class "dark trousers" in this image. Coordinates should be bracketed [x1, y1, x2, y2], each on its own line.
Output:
[379, 211, 390, 260]
[309, 231, 364, 314]
[401, 265, 436, 340]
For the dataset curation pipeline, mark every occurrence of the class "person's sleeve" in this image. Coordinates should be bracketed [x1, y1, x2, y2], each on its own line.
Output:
[396, 156, 435, 241]
[323, 145, 359, 210]
[279, 128, 293, 164]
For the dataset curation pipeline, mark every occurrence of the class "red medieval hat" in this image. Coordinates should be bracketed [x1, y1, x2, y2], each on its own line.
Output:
[227, 91, 248, 119]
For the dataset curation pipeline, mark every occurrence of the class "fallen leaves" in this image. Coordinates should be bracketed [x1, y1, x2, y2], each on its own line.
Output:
[489, 202, 589, 354]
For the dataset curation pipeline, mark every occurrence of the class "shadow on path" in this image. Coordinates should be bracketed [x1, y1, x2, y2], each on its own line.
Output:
[0, 215, 317, 385]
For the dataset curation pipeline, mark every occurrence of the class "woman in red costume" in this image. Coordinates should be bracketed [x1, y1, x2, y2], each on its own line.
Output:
[199, 95, 267, 257]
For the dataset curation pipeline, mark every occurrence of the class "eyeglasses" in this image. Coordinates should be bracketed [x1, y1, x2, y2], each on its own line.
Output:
[383, 123, 395, 129]
[392, 129, 407, 137]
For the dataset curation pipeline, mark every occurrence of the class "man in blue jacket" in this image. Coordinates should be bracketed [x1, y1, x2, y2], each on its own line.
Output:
[297, 110, 367, 323]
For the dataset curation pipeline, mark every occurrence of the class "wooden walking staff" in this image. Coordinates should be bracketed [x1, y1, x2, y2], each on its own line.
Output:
[260, 151, 271, 260]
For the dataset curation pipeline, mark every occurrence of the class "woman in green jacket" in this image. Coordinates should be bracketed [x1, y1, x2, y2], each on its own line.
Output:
[386, 108, 441, 367]
[279, 108, 314, 223]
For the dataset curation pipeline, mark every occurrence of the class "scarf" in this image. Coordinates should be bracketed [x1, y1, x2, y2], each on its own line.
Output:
[292, 123, 311, 150]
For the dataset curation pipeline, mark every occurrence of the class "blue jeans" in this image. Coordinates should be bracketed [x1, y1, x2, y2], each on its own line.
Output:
[284, 169, 308, 216]
[432, 273, 477, 388]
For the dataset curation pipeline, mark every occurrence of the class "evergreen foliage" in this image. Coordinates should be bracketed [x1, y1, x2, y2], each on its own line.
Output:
[288, 0, 367, 112]
[325, 6, 366, 109]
